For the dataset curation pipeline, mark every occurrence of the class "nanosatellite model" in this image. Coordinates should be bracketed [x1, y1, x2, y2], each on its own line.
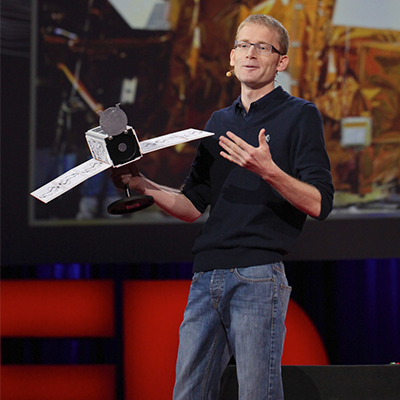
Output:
[31, 104, 213, 214]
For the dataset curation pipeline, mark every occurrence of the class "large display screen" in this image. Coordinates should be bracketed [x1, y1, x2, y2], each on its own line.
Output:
[4, 0, 400, 265]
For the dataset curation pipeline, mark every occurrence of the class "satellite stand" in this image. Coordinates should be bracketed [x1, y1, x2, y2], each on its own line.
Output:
[107, 184, 154, 215]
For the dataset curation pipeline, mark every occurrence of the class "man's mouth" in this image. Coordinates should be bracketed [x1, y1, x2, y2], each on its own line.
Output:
[243, 65, 258, 70]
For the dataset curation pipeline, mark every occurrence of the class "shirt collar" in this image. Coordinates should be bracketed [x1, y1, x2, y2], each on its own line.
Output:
[234, 86, 285, 114]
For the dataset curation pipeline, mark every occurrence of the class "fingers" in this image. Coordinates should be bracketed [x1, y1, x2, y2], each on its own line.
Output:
[224, 131, 248, 150]
[111, 170, 127, 189]
[220, 131, 254, 167]
[258, 129, 271, 150]
[220, 129, 267, 151]
[219, 131, 244, 157]
[111, 163, 140, 189]
[258, 128, 266, 143]
[219, 134, 242, 163]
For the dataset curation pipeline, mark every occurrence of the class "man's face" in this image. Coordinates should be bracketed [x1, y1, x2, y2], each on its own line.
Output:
[230, 24, 288, 91]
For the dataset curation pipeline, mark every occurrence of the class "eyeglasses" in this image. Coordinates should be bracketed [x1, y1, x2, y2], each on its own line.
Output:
[234, 40, 284, 56]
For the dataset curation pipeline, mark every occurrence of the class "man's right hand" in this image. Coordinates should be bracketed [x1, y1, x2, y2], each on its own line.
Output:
[111, 162, 202, 222]
[111, 163, 144, 194]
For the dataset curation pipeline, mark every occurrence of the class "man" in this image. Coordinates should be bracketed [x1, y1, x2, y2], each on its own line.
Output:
[112, 14, 334, 400]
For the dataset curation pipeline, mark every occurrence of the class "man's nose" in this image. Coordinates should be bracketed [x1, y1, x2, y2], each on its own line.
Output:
[246, 44, 257, 57]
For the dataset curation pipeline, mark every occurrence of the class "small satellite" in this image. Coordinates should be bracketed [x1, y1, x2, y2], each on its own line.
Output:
[31, 104, 213, 214]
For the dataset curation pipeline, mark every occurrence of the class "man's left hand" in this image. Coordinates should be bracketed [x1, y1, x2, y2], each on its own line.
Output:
[219, 129, 276, 181]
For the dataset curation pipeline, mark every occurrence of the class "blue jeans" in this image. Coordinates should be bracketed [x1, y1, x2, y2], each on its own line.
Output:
[173, 262, 292, 400]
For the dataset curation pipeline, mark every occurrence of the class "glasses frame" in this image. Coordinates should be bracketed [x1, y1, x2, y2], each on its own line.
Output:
[234, 40, 284, 56]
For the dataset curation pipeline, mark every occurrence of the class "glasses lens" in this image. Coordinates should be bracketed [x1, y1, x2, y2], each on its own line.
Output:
[235, 41, 273, 55]
[235, 41, 249, 50]
[257, 44, 272, 54]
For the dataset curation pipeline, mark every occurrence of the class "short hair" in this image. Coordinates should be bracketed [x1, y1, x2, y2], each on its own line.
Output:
[236, 14, 289, 55]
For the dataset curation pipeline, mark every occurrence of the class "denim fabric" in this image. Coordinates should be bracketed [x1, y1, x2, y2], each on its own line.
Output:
[173, 262, 292, 400]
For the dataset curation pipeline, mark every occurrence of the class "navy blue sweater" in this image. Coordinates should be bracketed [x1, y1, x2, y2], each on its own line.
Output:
[182, 86, 334, 272]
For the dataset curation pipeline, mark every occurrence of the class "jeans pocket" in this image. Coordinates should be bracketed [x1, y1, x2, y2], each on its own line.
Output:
[279, 283, 292, 318]
[234, 264, 275, 283]
[273, 262, 292, 309]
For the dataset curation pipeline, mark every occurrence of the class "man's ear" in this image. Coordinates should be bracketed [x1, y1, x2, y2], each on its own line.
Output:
[277, 55, 289, 72]
[230, 49, 235, 67]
